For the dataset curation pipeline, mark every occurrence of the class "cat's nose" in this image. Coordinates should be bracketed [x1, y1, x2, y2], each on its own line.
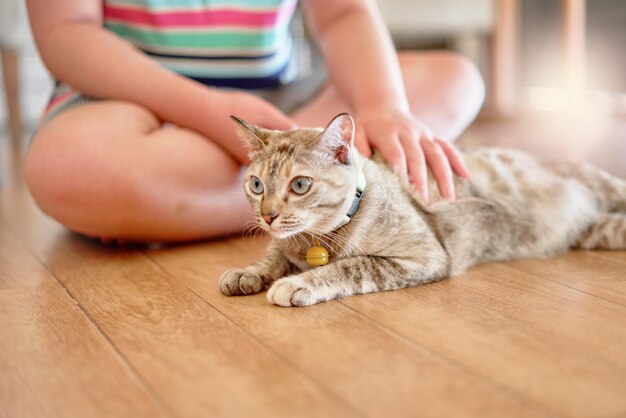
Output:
[262, 212, 279, 225]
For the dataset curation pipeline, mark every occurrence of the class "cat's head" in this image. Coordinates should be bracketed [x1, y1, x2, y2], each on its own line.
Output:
[232, 113, 362, 239]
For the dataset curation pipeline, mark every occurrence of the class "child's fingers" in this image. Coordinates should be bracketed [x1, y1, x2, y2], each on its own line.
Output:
[435, 138, 470, 179]
[354, 123, 372, 157]
[421, 138, 455, 200]
[399, 132, 428, 204]
[258, 101, 299, 130]
[270, 108, 299, 130]
[377, 135, 407, 183]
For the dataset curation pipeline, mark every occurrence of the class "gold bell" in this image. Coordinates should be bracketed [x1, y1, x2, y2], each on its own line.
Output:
[305, 246, 329, 267]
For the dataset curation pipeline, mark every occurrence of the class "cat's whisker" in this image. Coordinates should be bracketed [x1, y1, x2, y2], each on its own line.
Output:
[303, 214, 366, 254]
[328, 234, 354, 255]
[326, 228, 366, 254]
[308, 228, 350, 256]
[242, 223, 256, 239]
[243, 225, 258, 243]
[242, 221, 268, 247]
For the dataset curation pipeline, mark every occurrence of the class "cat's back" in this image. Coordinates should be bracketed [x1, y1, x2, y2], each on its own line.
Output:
[461, 147, 540, 198]
[458, 147, 597, 253]
[462, 146, 595, 210]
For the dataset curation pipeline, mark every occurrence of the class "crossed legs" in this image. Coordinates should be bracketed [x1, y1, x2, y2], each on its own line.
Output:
[25, 51, 485, 242]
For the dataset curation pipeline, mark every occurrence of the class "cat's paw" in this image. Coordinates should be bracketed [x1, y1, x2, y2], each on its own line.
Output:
[267, 277, 315, 307]
[219, 269, 264, 296]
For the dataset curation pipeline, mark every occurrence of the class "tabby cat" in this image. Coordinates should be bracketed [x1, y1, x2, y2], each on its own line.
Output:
[219, 113, 626, 307]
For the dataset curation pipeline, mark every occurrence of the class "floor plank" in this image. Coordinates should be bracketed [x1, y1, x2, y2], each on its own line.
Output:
[0, 221, 170, 418]
[3, 117, 626, 417]
[592, 251, 626, 266]
[0, 222, 50, 290]
[506, 252, 626, 306]
[147, 239, 543, 418]
[468, 262, 626, 362]
[1, 189, 359, 417]
[341, 261, 626, 418]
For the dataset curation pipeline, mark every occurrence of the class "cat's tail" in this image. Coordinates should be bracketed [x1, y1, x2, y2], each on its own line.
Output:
[546, 161, 626, 214]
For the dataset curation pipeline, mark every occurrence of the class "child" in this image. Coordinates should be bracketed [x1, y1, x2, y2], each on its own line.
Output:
[24, 0, 485, 242]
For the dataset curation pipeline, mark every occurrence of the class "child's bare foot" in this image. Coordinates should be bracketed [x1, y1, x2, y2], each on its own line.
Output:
[82, 233, 134, 247]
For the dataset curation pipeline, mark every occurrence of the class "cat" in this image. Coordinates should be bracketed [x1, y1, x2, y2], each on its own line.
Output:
[219, 113, 626, 307]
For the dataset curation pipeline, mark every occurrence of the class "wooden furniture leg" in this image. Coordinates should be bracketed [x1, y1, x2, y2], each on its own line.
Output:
[1, 47, 22, 158]
[489, 0, 521, 116]
[561, 0, 586, 104]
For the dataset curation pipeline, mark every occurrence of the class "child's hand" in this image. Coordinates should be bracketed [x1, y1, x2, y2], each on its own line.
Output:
[210, 90, 298, 163]
[221, 91, 297, 132]
[354, 106, 469, 203]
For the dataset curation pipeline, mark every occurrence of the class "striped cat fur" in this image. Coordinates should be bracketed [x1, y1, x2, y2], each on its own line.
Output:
[220, 114, 626, 307]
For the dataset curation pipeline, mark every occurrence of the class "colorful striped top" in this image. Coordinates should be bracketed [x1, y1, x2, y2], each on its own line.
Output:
[103, 0, 298, 89]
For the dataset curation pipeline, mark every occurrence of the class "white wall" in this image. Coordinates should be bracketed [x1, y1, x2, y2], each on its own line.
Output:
[0, 0, 52, 134]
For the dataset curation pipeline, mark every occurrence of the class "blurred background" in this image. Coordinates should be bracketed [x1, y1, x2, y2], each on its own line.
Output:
[1, 0, 625, 182]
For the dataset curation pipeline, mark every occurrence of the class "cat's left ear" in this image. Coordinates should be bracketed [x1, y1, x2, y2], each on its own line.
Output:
[230, 115, 269, 158]
[319, 113, 355, 164]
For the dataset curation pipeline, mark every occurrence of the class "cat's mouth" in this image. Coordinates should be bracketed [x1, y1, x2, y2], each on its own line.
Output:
[260, 213, 340, 239]
[261, 219, 308, 239]
[270, 229, 299, 239]
[264, 219, 337, 240]
[265, 225, 302, 239]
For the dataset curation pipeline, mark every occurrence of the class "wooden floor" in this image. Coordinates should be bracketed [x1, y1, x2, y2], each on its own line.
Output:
[1, 118, 626, 418]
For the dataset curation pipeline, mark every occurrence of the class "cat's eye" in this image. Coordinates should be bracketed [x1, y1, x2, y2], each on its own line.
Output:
[290, 176, 312, 195]
[249, 176, 264, 195]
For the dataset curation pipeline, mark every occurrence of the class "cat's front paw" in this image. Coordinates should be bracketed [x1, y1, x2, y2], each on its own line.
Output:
[219, 269, 264, 296]
[267, 277, 315, 307]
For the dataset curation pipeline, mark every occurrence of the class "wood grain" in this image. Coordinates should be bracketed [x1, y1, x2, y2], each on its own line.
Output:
[1, 189, 358, 418]
[148, 239, 542, 418]
[2, 126, 626, 417]
[506, 251, 626, 306]
[0, 222, 169, 418]
[342, 261, 626, 418]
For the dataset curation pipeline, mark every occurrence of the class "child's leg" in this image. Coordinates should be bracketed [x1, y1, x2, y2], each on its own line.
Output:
[25, 51, 483, 243]
[25, 100, 250, 242]
[292, 51, 485, 140]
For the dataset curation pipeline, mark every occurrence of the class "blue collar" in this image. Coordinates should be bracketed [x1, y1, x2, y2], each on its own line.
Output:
[333, 170, 366, 230]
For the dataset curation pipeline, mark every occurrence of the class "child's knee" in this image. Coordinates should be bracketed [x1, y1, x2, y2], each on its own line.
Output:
[445, 52, 485, 109]
[401, 51, 485, 105]
[435, 52, 484, 106]
[25, 128, 130, 231]
[25, 130, 66, 215]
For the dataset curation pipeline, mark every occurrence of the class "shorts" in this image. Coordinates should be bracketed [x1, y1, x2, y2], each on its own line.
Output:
[40, 68, 328, 126]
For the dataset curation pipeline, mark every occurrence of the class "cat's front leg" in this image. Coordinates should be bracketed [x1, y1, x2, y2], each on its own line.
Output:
[220, 245, 294, 296]
[267, 255, 449, 307]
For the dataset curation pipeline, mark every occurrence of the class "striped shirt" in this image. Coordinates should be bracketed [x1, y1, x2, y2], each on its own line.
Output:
[103, 0, 298, 89]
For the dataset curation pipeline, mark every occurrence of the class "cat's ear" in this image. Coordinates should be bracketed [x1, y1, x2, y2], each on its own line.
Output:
[230, 116, 269, 157]
[319, 113, 355, 164]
